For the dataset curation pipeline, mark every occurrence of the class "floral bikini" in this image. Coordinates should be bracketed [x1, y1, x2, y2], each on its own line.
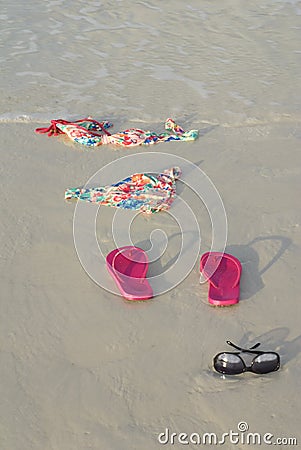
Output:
[65, 167, 181, 214]
[36, 117, 197, 212]
[36, 118, 198, 147]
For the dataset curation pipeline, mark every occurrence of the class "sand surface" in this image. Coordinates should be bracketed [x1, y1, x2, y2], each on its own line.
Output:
[1, 1, 301, 449]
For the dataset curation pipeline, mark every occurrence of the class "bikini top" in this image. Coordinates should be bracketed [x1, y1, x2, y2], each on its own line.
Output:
[35, 117, 198, 147]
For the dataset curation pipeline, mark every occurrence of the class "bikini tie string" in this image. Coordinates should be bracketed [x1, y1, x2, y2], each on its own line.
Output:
[35, 118, 112, 138]
[35, 120, 67, 137]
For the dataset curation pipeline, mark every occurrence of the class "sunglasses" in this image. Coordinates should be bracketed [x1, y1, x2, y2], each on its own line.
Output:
[213, 341, 280, 375]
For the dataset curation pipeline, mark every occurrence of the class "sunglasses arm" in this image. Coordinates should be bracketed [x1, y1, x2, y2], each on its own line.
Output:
[226, 340, 261, 352]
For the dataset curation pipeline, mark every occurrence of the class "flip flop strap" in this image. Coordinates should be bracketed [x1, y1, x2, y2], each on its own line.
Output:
[202, 255, 241, 288]
[111, 248, 148, 283]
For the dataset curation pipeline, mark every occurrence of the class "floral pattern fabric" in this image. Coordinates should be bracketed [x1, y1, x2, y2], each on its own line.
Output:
[65, 167, 181, 214]
[35, 118, 198, 147]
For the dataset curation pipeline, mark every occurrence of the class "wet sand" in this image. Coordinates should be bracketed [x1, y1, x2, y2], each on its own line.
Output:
[1, 118, 301, 449]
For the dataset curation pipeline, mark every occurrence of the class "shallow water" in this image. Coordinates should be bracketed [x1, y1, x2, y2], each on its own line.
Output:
[1, 0, 301, 125]
[1, 2, 301, 450]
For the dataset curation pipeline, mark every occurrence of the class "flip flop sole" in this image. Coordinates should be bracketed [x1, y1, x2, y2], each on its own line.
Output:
[106, 246, 153, 301]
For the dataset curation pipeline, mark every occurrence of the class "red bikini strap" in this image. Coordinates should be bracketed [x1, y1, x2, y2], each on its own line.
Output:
[35, 119, 69, 136]
[35, 118, 112, 137]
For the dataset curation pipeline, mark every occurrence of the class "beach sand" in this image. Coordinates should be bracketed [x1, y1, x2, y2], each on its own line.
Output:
[1, 1, 301, 449]
[1, 119, 301, 449]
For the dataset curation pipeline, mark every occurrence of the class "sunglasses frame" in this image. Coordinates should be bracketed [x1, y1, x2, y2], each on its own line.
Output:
[213, 341, 280, 375]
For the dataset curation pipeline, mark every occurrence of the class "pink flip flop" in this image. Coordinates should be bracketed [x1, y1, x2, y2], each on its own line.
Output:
[106, 246, 153, 301]
[200, 252, 242, 306]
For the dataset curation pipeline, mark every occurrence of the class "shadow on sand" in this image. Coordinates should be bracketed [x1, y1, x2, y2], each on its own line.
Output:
[226, 235, 291, 300]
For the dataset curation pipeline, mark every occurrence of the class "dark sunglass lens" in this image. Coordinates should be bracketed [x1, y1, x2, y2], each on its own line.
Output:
[252, 353, 280, 374]
[214, 353, 245, 374]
